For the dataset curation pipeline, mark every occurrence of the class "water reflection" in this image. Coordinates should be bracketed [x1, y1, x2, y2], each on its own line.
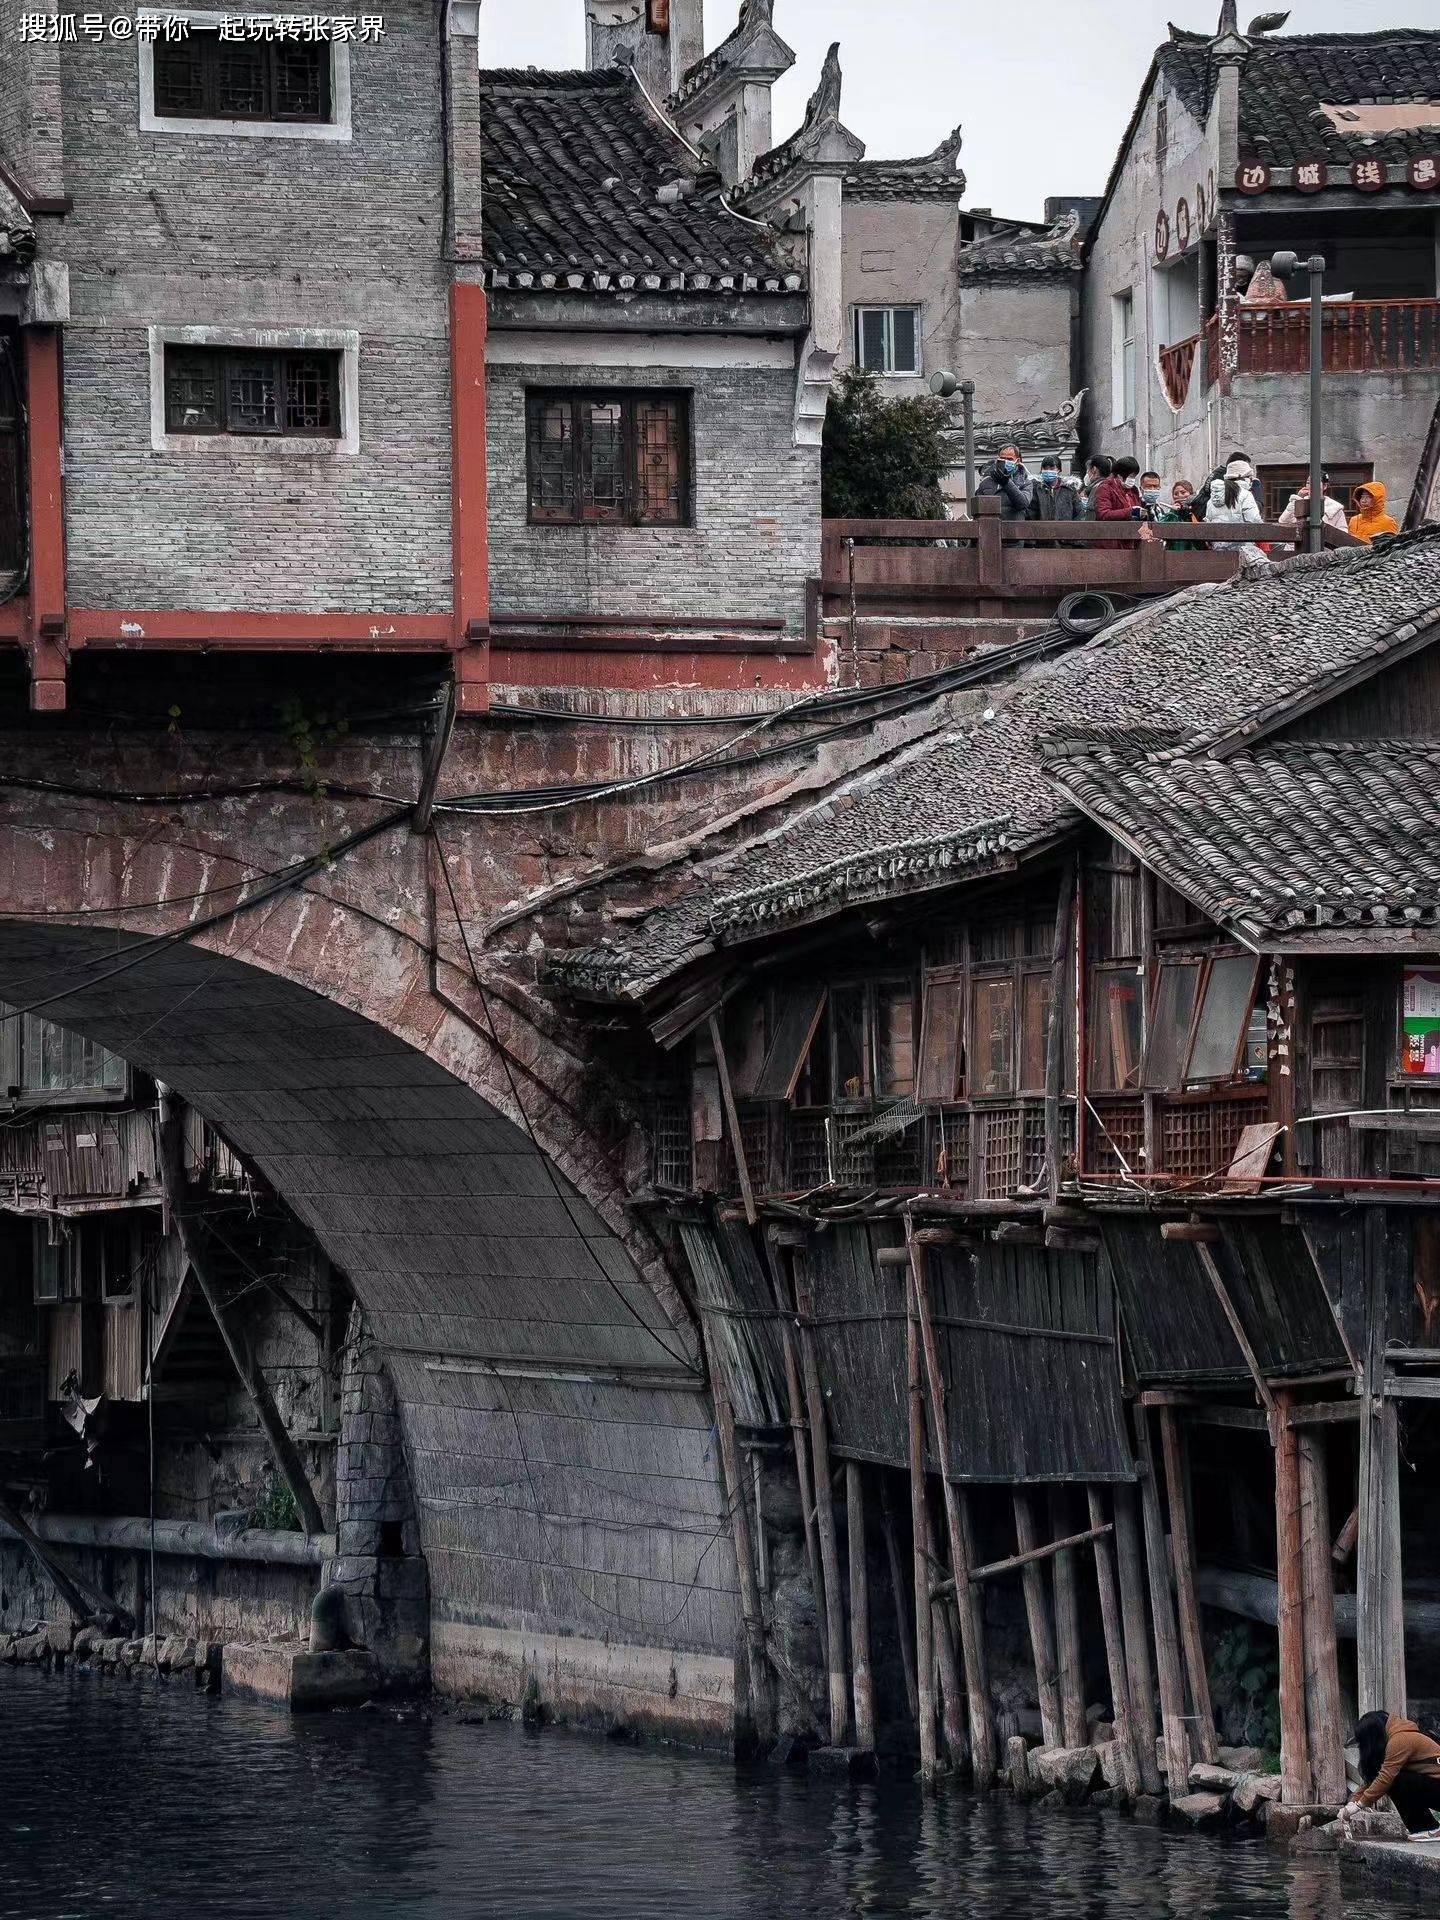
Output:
[0, 1669, 1418, 1920]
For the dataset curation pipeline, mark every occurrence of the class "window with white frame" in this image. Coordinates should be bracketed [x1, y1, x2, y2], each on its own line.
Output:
[148, 326, 360, 456]
[138, 10, 353, 143]
[854, 306, 921, 377]
[1111, 290, 1136, 426]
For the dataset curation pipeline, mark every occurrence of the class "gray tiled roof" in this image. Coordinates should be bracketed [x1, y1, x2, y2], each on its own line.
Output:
[1046, 740, 1440, 937]
[551, 529, 1440, 999]
[956, 212, 1082, 278]
[1159, 29, 1440, 168]
[843, 128, 966, 204]
[476, 69, 796, 290]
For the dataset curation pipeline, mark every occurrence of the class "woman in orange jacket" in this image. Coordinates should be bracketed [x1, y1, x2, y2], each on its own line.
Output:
[1350, 1710, 1440, 1833]
[1349, 480, 1399, 543]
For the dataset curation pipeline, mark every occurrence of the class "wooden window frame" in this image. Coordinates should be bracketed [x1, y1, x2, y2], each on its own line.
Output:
[1140, 949, 1261, 1092]
[163, 345, 341, 440]
[970, 967, 1018, 1101]
[152, 29, 332, 126]
[917, 965, 966, 1104]
[0, 1007, 130, 1106]
[852, 305, 921, 377]
[1088, 962, 1143, 1094]
[524, 389, 691, 528]
[32, 1223, 76, 1306]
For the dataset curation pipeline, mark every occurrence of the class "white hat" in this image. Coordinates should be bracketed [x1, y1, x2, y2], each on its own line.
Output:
[1224, 459, 1253, 481]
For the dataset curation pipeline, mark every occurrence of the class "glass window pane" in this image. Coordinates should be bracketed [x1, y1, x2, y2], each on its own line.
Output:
[877, 986, 915, 1098]
[284, 354, 337, 434]
[633, 398, 684, 525]
[583, 401, 626, 521]
[1089, 968, 1142, 1091]
[1141, 959, 1201, 1090]
[971, 976, 1015, 1097]
[917, 974, 964, 1103]
[1187, 954, 1260, 1083]
[154, 34, 209, 113]
[529, 399, 576, 519]
[832, 985, 871, 1102]
[272, 42, 328, 120]
[214, 41, 269, 118]
[165, 350, 221, 433]
[891, 308, 918, 374]
[1020, 972, 1052, 1092]
[227, 354, 281, 434]
[859, 309, 889, 372]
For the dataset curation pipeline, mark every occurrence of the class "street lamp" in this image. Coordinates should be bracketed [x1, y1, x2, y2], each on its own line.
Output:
[1270, 249, 1327, 554]
[930, 369, 976, 512]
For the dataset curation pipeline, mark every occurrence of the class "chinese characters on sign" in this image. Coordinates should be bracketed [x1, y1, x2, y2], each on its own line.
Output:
[1410, 155, 1440, 191]
[1351, 158, 1385, 192]
[1404, 968, 1440, 1076]
[1294, 158, 1326, 193]
[1235, 163, 1270, 195]
[15, 12, 385, 39]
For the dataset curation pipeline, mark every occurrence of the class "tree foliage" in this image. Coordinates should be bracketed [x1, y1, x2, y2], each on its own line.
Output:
[821, 367, 952, 519]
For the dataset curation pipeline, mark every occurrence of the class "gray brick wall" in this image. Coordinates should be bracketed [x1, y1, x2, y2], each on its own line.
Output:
[50, 0, 453, 615]
[486, 359, 821, 633]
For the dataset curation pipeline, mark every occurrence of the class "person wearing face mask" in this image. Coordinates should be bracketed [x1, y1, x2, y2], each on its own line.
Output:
[1091, 455, 1139, 522]
[974, 443, 1034, 520]
[1160, 478, 1201, 551]
[1137, 471, 1164, 522]
[1206, 458, 1265, 564]
[1029, 456, 1080, 523]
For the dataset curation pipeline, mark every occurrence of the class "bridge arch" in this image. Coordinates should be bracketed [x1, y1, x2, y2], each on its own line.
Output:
[0, 800, 739, 1741]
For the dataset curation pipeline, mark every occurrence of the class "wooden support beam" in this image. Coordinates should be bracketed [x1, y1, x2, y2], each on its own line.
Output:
[0, 1493, 132, 1633]
[1383, 1373, 1440, 1400]
[968, 1522, 1114, 1585]
[1043, 858, 1074, 1203]
[157, 1090, 325, 1540]
[906, 1267, 939, 1788]
[1332, 1504, 1359, 1565]
[1298, 1430, 1346, 1805]
[912, 1227, 956, 1248]
[1013, 1488, 1063, 1749]
[1050, 1487, 1087, 1749]
[991, 1222, 1046, 1247]
[1113, 1481, 1163, 1794]
[1274, 1390, 1312, 1806]
[709, 1015, 756, 1228]
[879, 1480, 919, 1723]
[765, 1236, 829, 1676]
[1158, 1407, 1217, 1763]
[1160, 1222, 1221, 1244]
[1045, 1228, 1100, 1254]
[411, 678, 457, 836]
[1089, 1486, 1141, 1799]
[1193, 1242, 1278, 1416]
[796, 1263, 849, 1747]
[907, 1220, 995, 1786]
[1358, 1209, 1407, 1716]
[699, 1314, 776, 1745]
[847, 1463, 875, 1753]
[876, 1246, 912, 1268]
[924, 1489, 967, 1772]
[1134, 1410, 1192, 1793]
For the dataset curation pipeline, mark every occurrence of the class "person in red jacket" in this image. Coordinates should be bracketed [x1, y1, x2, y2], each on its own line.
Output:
[1092, 455, 1141, 521]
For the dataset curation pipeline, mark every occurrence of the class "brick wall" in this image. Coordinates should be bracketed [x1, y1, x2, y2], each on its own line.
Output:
[486, 358, 821, 633]
[50, 0, 453, 614]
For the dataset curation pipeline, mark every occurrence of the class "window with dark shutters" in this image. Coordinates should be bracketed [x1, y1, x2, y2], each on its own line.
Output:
[163, 345, 341, 439]
[153, 29, 331, 124]
[525, 390, 690, 526]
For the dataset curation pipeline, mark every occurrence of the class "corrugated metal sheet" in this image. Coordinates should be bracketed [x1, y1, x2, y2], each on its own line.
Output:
[676, 1216, 787, 1431]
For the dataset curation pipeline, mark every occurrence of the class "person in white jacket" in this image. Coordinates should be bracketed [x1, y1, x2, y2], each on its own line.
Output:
[1206, 459, 1266, 564]
[1278, 475, 1349, 539]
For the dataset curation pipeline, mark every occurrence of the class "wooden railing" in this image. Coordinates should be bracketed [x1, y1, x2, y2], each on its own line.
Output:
[1158, 333, 1200, 410]
[1205, 298, 1440, 384]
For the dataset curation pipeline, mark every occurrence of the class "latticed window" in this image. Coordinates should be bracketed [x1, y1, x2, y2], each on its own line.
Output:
[153, 30, 331, 123]
[164, 346, 341, 439]
[525, 390, 690, 526]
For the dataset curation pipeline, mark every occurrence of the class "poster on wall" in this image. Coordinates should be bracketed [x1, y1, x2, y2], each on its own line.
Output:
[1403, 967, 1440, 1073]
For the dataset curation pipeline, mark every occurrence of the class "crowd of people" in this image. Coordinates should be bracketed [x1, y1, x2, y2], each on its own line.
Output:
[973, 444, 1401, 551]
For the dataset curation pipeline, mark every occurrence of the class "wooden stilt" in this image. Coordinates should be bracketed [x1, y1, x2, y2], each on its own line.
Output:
[1049, 1486, 1087, 1749]
[1113, 1480, 1163, 1794]
[906, 1267, 939, 1788]
[1134, 1409, 1191, 1794]
[1088, 1486, 1141, 1799]
[795, 1263, 849, 1747]
[699, 1316, 776, 1745]
[908, 1222, 995, 1785]
[1358, 1208, 1406, 1715]
[1013, 1488, 1063, 1749]
[1274, 1391, 1311, 1807]
[780, 1313, 829, 1674]
[1297, 1429, 1346, 1805]
[847, 1462, 876, 1753]
[923, 1487, 967, 1772]
[880, 1480, 919, 1722]
[1158, 1408, 1217, 1763]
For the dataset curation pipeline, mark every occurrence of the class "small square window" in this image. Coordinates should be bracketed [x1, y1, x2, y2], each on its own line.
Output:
[525, 390, 690, 527]
[153, 29, 331, 126]
[163, 345, 341, 441]
[854, 307, 921, 377]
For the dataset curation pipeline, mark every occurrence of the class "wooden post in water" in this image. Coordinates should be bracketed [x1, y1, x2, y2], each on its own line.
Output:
[1274, 1392, 1312, 1807]
[767, 1234, 829, 1674]
[795, 1261, 849, 1747]
[1133, 1409, 1191, 1794]
[1297, 1429, 1346, 1805]
[880, 1480, 919, 1722]
[906, 1267, 939, 1787]
[847, 1462, 876, 1753]
[1158, 1408, 1217, 1763]
[921, 1491, 967, 1771]
[907, 1222, 995, 1785]
[698, 1315, 776, 1745]
[1088, 1486, 1141, 1799]
[1049, 1486, 1087, 1749]
[1112, 1480, 1163, 1794]
[1357, 1208, 1406, 1716]
[1012, 1489, 1063, 1749]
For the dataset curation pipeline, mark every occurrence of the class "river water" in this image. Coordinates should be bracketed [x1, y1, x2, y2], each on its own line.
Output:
[0, 1668, 1422, 1919]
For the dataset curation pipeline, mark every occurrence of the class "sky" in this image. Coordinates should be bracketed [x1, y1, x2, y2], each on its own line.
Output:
[478, 0, 1440, 222]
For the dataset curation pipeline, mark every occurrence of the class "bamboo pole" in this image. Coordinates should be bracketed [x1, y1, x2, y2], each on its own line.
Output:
[1133, 1410, 1191, 1794]
[1013, 1489, 1063, 1749]
[965, 1523, 1115, 1585]
[880, 1481, 919, 1722]
[1297, 1430, 1346, 1805]
[1088, 1486, 1141, 1800]
[847, 1462, 875, 1753]
[923, 1492, 967, 1772]
[907, 1221, 995, 1785]
[795, 1262, 849, 1747]
[1113, 1480, 1163, 1794]
[1274, 1392, 1312, 1807]
[906, 1266, 939, 1788]
[1158, 1408, 1218, 1763]
[768, 1238, 829, 1674]
[698, 1315, 775, 1746]
[1049, 1487, 1088, 1749]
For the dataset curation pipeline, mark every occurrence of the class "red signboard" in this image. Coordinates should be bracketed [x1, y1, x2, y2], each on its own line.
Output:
[1293, 158, 1326, 193]
[1235, 163, 1270, 195]
[1409, 155, 1440, 191]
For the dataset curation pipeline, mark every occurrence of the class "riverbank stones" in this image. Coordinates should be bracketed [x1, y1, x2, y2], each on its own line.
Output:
[1171, 1791, 1227, 1829]
[1030, 1745, 1101, 1800]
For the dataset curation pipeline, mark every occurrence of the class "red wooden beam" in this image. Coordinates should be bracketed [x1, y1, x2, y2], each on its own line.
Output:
[449, 281, 490, 715]
[23, 329, 67, 711]
[68, 609, 453, 649]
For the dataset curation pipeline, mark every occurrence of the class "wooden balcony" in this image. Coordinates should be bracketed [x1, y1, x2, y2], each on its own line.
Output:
[1204, 298, 1440, 385]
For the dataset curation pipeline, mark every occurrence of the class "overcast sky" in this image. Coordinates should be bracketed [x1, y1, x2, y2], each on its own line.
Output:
[478, 1, 1440, 221]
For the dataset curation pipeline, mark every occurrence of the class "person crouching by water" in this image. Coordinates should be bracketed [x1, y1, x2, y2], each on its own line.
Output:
[1347, 1710, 1440, 1835]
